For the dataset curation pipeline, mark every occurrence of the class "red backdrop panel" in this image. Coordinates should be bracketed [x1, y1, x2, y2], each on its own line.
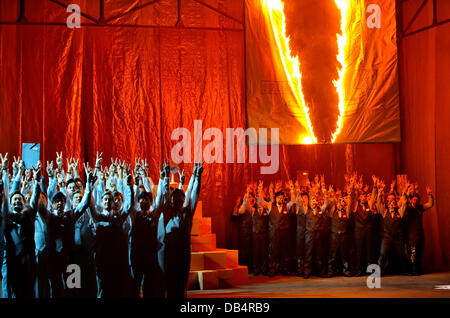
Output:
[0, 0, 448, 271]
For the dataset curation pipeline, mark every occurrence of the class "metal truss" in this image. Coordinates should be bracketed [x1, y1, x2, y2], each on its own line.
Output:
[0, 0, 244, 32]
[398, 0, 450, 37]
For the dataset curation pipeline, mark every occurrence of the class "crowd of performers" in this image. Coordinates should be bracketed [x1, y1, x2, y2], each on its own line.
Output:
[233, 174, 434, 278]
[0, 152, 205, 298]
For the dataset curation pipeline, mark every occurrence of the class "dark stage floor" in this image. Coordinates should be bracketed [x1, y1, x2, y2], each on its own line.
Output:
[187, 272, 450, 298]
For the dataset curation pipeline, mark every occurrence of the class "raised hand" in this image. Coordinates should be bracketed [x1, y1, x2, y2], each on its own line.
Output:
[73, 159, 79, 172]
[164, 159, 171, 177]
[125, 172, 132, 186]
[426, 186, 432, 196]
[19, 159, 25, 170]
[143, 158, 149, 172]
[32, 164, 41, 181]
[328, 185, 334, 194]
[135, 158, 142, 172]
[390, 180, 396, 192]
[66, 158, 73, 172]
[109, 158, 117, 175]
[95, 152, 103, 169]
[287, 180, 294, 191]
[88, 172, 97, 185]
[12, 156, 19, 172]
[178, 169, 185, 184]
[46, 161, 54, 178]
[196, 161, 204, 176]
[132, 171, 140, 185]
[160, 163, 165, 179]
[84, 162, 92, 178]
[56, 152, 63, 170]
[0, 153, 8, 171]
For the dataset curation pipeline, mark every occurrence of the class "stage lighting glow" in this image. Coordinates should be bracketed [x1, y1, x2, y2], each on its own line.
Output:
[262, 0, 317, 144]
[301, 136, 313, 145]
[332, 0, 350, 143]
[262, 0, 351, 144]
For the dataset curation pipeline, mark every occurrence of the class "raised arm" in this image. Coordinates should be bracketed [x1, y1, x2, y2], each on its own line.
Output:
[182, 165, 196, 209]
[286, 180, 295, 210]
[346, 188, 354, 217]
[155, 160, 170, 209]
[178, 169, 185, 190]
[10, 159, 25, 194]
[26, 166, 41, 217]
[423, 186, 434, 211]
[0, 178, 5, 222]
[257, 181, 271, 211]
[73, 173, 95, 220]
[189, 162, 204, 215]
[376, 182, 386, 217]
[368, 175, 378, 210]
[320, 187, 329, 213]
[119, 174, 135, 223]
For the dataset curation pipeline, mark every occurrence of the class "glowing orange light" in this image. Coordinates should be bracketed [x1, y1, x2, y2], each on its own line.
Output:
[301, 136, 313, 145]
[263, 0, 350, 144]
[262, 0, 317, 144]
[332, 0, 350, 143]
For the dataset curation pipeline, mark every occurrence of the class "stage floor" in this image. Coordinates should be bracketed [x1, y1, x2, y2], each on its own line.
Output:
[187, 272, 450, 298]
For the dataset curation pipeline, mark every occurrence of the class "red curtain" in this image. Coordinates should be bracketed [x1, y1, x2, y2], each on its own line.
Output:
[399, 0, 450, 272]
[0, 0, 448, 271]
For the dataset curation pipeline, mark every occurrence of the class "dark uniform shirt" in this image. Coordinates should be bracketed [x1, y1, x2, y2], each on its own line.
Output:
[251, 207, 268, 234]
[306, 208, 330, 232]
[355, 204, 374, 229]
[383, 210, 403, 237]
[331, 209, 352, 234]
[405, 205, 424, 234]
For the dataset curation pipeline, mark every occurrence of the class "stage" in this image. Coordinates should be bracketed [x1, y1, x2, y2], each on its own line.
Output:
[187, 272, 450, 298]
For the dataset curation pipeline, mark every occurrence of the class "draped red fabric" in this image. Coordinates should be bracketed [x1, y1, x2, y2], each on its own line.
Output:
[399, 0, 450, 272]
[0, 0, 449, 271]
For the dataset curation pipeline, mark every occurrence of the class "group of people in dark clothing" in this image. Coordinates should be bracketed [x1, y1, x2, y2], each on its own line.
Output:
[0, 152, 205, 298]
[232, 174, 434, 279]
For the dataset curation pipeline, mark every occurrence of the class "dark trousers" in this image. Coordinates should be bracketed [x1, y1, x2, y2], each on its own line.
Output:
[35, 251, 50, 298]
[238, 231, 253, 269]
[268, 229, 280, 273]
[296, 229, 305, 275]
[165, 258, 189, 298]
[354, 226, 375, 273]
[279, 228, 292, 274]
[2, 254, 36, 298]
[328, 233, 351, 275]
[96, 255, 133, 298]
[132, 265, 165, 298]
[67, 248, 97, 298]
[252, 232, 268, 274]
[378, 233, 406, 274]
[407, 231, 424, 273]
[47, 252, 67, 298]
[304, 230, 328, 276]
